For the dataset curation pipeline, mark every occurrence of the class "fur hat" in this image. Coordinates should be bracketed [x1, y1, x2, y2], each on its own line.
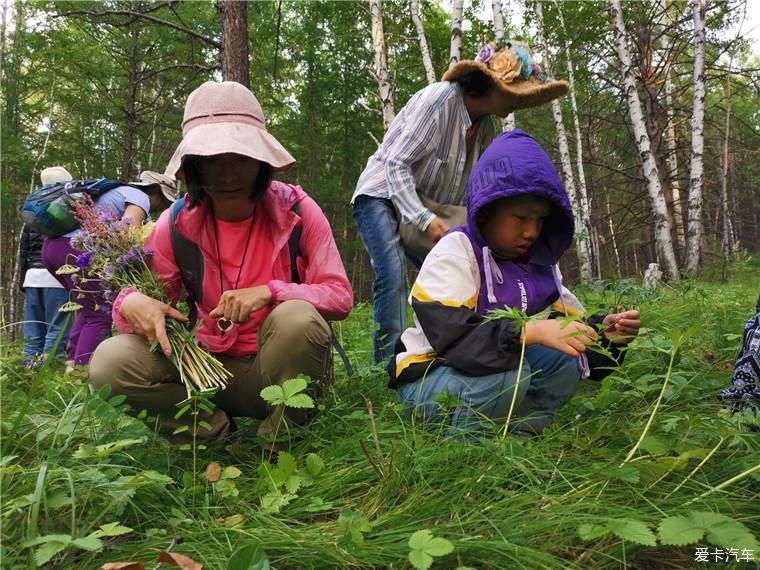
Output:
[166, 81, 295, 181]
[40, 166, 73, 186]
[443, 39, 569, 110]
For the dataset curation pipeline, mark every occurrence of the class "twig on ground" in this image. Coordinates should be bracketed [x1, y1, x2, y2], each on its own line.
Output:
[359, 439, 385, 479]
[365, 399, 385, 464]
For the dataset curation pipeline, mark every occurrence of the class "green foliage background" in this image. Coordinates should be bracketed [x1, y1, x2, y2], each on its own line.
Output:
[2, 0, 758, 308]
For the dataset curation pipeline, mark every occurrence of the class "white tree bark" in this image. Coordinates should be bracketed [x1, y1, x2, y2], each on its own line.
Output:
[535, 1, 593, 283]
[410, 0, 436, 84]
[610, 0, 679, 280]
[556, 1, 596, 279]
[685, 0, 706, 276]
[449, 0, 464, 69]
[492, 0, 515, 131]
[660, 1, 685, 251]
[720, 53, 737, 255]
[369, 0, 395, 131]
[606, 194, 622, 278]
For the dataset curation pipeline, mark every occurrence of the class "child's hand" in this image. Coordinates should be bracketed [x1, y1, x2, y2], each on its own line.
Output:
[523, 319, 598, 358]
[601, 309, 641, 344]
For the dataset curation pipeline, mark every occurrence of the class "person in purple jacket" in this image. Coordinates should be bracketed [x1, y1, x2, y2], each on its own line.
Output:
[389, 130, 641, 437]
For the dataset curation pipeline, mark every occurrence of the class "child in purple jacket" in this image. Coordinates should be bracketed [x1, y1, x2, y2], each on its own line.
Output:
[389, 130, 641, 437]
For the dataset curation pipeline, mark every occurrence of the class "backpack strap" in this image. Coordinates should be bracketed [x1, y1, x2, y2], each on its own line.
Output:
[287, 201, 352, 375]
[169, 197, 203, 324]
[288, 202, 302, 284]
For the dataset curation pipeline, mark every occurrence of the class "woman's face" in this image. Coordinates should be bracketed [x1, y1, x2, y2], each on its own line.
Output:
[196, 153, 261, 198]
[147, 189, 170, 213]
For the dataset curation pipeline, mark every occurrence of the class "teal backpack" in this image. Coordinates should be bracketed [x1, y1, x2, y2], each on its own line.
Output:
[20, 178, 126, 236]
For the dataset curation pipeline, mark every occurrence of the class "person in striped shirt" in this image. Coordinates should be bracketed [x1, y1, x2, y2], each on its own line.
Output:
[352, 39, 570, 363]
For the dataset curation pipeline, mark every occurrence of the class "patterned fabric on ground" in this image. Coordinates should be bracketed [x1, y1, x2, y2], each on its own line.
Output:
[718, 295, 760, 412]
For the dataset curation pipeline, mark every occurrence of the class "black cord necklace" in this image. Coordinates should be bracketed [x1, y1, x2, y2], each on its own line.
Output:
[212, 206, 256, 335]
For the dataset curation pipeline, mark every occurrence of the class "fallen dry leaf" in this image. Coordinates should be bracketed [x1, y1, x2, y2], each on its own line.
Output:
[101, 563, 145, 570]
[157, 551, 203, 570]
[204, 462, 221, 482]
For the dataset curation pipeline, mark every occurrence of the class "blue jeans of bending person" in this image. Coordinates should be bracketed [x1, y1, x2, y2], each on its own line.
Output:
[397, 346, 581, 438]
[22, 286, 70, 364]
[352, 195, 409, 364]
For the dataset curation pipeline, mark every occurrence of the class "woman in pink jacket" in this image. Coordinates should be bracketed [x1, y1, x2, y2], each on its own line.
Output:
[88, 81, 353, 443]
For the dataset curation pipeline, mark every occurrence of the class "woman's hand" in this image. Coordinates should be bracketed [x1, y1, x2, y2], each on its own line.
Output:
[601, 309, 641, 344]
[119, 291, 188, 355]
[209, 286, 272, 324]
[523, 319, 598, 358]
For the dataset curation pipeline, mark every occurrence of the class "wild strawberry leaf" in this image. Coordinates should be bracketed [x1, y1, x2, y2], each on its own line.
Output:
[604, 518, 657, 546]
[658, 515, 705, 546]
[408, 530, 454, 570]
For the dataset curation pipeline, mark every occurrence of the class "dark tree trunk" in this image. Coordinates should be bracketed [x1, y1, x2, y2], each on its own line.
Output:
[122, 27, 140, 179]
[217, 0, 250, 87]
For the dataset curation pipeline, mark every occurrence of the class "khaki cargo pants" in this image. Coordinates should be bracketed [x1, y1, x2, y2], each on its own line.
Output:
[89, 300, 331, 443]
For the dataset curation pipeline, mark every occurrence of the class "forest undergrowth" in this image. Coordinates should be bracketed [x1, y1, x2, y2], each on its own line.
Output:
[1, 260, 759, 569]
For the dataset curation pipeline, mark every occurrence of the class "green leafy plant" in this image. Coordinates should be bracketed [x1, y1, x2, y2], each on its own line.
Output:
[407, 529, 454, 570]
[623, 327, 698, 463]
[658, 511, 759, 550]
[227, 540, 270, 570]
[259, 375, 314, 456]
[22, 522, 132, 566]
[205, 461, 243, 499]
[578, 518, 657, 546]
[256, 451, 323, 513]
[173, 389, 218, 505]
[338, 509, 373, 548]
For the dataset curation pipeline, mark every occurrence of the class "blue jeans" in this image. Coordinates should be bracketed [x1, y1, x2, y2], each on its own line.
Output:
[397, 346, 581, 437]
[352, 196, 408, 363]
[22, 286, 71, 363]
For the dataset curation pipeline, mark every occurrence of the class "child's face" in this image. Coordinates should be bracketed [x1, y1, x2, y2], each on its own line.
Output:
[480, 195, 552, 259]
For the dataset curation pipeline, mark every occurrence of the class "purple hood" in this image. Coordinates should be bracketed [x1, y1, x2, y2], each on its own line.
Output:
[465, 129, 574, 263]
[454, 130, 590, 377]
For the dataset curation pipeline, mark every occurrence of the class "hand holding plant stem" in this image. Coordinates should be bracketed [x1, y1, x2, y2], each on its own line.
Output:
[64, 200, 232, 394]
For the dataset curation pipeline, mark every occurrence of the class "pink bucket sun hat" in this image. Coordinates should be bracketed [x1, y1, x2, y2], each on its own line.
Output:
[166, 81, 296, 181]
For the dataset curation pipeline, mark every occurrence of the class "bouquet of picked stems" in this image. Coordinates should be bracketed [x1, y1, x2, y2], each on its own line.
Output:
[57, 199, 231, 395]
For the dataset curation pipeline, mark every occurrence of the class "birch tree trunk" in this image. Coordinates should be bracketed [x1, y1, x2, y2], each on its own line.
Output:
[557, 1, 596, 278]
[535, 1, 593, 283]
[449, 0, 464, 69]
[660, 1, 685, 252]
[685, 0, 706, 276]
[720, 54, 737, 255]
[216, 0, 250, 88]
[410, 0, 436, 85]
[4, 2, 25, 336]
[610, 0, 679, 280]
[492, 0, 515, 131]
[369, 0, 395, 130]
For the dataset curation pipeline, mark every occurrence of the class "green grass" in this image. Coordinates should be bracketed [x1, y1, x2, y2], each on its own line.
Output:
[2, 261, 759, 569]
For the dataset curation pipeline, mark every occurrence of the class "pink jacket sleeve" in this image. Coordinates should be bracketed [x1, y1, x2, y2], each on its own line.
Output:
[111, 209, 184, 333]
[267, 195, 353, 321]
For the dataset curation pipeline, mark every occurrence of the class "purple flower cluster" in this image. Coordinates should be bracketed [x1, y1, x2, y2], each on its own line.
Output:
[75, 252, 92, 269]
[68, 200, 169, 307]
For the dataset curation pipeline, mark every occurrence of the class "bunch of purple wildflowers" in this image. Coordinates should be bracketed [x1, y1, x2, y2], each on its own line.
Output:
[57, 199, 231, 394]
